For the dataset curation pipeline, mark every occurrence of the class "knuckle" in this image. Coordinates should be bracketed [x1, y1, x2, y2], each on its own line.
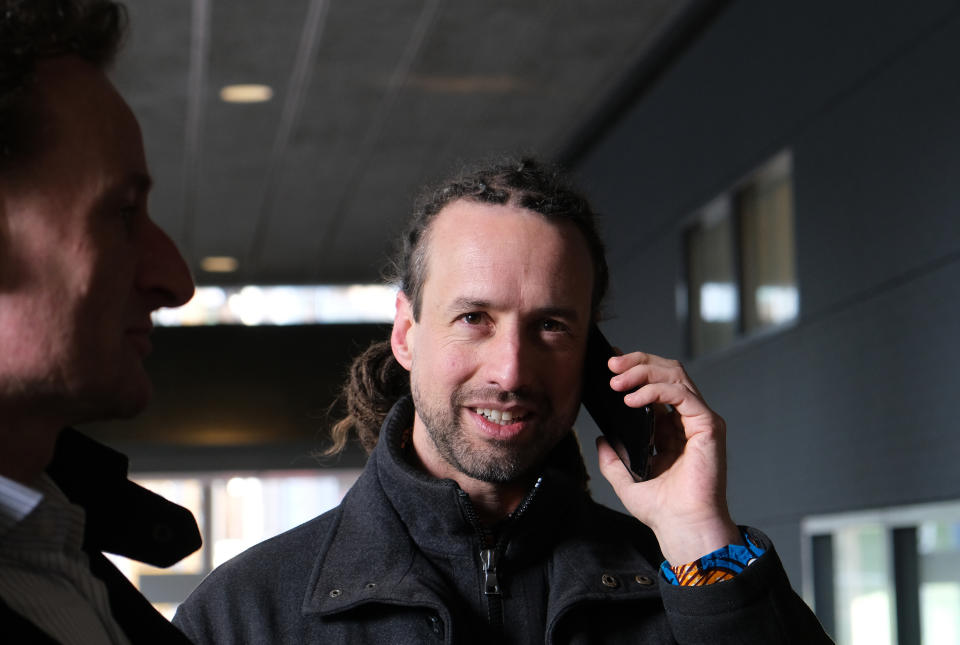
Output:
[664, 359, 687, 380]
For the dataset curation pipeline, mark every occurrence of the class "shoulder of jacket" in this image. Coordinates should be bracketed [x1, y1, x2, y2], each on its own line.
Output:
[194, 505, 343, 594]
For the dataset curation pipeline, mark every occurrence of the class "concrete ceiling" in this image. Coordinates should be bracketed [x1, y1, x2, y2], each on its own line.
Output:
[111, 0, 699, 287]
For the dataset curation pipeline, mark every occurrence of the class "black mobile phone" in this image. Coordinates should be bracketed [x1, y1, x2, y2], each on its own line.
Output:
[580, 324, 655, 482]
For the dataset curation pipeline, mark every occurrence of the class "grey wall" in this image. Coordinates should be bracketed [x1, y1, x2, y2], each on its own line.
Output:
[571, 0, 960, 589]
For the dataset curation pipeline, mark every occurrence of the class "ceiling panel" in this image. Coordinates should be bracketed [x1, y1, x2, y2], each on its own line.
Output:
[110, 0, 696, 287]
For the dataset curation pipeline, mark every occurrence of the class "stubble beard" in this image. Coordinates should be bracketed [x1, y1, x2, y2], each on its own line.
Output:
[411, 381, 573, 484]
[0, 339, 150, 425]
[68, 339, 153, 423]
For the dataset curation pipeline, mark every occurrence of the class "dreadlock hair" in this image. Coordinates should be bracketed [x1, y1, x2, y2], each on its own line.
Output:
[325, 156, 609, 455]
[0, 0, 127, 172]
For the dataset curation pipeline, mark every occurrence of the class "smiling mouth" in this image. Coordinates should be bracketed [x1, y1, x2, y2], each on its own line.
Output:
[474, 408, 529, 425]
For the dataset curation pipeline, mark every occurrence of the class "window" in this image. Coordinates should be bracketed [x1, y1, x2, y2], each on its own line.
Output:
[152, 284, 397, 326]
[803, 501, 960, 644]
[684, 151, 797, 356]
[107, 469, 362, 618]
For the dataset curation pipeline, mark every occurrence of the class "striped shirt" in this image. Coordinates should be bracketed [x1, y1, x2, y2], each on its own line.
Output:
[0, 473, 132, 645]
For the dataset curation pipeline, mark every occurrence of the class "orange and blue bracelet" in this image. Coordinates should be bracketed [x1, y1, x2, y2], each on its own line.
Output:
[660, 530, 765, 586]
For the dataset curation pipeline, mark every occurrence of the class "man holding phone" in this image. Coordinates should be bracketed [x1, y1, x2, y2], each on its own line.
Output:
[175, 158, 831, 643]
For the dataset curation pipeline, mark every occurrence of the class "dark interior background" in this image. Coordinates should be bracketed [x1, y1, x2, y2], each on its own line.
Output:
[82, 0, 960, 601]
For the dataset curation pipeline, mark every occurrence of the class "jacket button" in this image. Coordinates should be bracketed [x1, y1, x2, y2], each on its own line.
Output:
[365, 582, 377, 590]
[635, 575, 654, 586]
[601, 573, 620, 588]
[329, 589, 342, 598]
[427, 614, 443, 637]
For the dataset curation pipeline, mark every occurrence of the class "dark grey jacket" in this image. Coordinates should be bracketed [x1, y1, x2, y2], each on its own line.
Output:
[174, 397, 831, 644]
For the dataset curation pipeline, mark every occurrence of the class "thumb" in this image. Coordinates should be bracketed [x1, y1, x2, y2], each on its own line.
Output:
[597, 437, 656, 526]
[596, 437, 642, 497]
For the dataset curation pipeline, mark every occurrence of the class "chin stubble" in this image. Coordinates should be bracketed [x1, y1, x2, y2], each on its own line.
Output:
[411, 381, 569, 484]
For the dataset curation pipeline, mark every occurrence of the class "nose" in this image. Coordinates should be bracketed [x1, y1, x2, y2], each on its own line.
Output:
[482, 324, 533, 393]
[136, 219, 195, 309]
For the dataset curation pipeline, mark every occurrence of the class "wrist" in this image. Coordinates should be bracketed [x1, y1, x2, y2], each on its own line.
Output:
[655, 516, 741, 565]
[660, 530, 765, 586]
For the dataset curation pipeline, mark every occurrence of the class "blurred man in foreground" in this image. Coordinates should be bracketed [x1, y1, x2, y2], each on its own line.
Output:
[0, 1, 200, 642]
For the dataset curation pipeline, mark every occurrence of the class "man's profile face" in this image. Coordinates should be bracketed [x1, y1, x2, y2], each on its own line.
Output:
[0, 56, 194, 423]
[393, 199, 594, 484]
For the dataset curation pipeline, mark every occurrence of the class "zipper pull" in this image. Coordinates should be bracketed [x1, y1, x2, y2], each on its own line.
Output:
[480, 548, 501, 595]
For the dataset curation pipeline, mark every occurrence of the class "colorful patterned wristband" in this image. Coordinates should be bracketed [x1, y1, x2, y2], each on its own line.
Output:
[660, 530, 765, 586]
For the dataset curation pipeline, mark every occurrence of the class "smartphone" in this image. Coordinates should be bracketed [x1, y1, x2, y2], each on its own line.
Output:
[581, 324, 655, 481]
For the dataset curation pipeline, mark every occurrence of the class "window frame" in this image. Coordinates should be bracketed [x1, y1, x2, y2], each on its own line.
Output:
[680, 150, 798, 358]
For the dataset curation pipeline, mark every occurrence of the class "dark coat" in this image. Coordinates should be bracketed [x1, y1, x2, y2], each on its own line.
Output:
[1, 429, 201, 645]
[174, 397, 831, 644]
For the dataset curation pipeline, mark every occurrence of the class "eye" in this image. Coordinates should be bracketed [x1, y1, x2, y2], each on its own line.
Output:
[117, 201, 144, 233]
[539, 318, 568, 333]
[460, 312, 485, 325]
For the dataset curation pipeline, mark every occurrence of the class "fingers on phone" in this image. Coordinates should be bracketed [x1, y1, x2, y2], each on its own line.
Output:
[609, 356, 701, 395]
[622, 382, 717, 429]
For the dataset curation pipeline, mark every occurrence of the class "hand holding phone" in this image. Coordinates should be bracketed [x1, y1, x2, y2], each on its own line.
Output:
[580, 324, 655, 482]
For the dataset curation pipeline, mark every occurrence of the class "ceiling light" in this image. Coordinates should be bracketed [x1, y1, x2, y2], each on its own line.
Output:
[219, 84, 273, 103]
[200, 256, 239, 273]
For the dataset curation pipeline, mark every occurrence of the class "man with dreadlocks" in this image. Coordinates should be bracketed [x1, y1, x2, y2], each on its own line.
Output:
[175, 158, 830, 643]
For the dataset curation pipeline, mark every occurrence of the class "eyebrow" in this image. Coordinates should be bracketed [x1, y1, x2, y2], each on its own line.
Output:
[535, 305, 582, 322]
[94, 172, 154, 213]
[450, 297, 492, 312]
[449, 297, 582, 322]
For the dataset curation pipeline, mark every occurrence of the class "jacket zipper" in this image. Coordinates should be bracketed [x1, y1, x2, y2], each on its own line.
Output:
[480, 547, 500, 595]
[458, 477, 543, 635]
[480, 545, 504, 635]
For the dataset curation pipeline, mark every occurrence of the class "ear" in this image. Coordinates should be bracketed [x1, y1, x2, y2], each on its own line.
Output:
[391, 291, 415, 371]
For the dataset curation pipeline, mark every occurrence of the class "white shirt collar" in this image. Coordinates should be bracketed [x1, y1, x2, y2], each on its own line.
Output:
[0, 472, 45, 539]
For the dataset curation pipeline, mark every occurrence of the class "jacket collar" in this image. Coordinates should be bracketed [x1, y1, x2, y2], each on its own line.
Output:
[303, 396, 662, 621]
[46, 428, 201, 567]
[302, 396, 465, 617]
